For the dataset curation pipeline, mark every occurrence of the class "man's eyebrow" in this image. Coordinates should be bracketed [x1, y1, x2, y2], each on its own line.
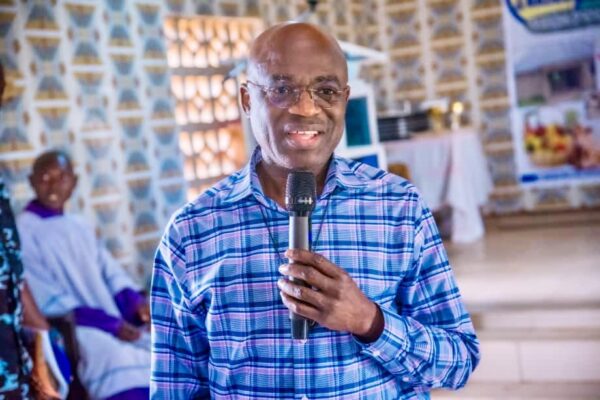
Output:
[269, 74, 293, 82]
[267, 75, 344, 86]
[314, 76, 342, 85]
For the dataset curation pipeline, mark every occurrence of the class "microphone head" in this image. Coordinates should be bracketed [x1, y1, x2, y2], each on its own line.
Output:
[285, 171, 316, 213]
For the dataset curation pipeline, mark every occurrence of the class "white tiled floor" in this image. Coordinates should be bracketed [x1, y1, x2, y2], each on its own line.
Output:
[432, 222, 600, 399]
[445, 223, 600, 310]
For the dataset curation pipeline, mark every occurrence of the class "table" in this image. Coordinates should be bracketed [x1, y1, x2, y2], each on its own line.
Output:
[383, 128, 493, 243]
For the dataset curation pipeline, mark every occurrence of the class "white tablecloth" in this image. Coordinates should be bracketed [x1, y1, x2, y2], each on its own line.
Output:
[383, 128, 493, 243]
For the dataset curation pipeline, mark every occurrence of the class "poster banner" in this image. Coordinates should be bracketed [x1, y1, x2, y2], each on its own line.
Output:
[504, 0, 600, 184]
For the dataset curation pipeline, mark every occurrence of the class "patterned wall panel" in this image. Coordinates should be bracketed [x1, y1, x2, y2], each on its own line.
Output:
[470, 0, 522, 212]
[0, 0, 181, 285]
[0, 9, 30, 157]
[429, 0, 470, 120]
[385, 1, 427, 108]
[165, 15, 261, 200]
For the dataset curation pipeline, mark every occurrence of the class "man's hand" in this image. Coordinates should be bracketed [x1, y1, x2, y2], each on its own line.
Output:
[277, 249, 384, 341]
[135, 302, 150, 325]
[117, 321, 142, 342]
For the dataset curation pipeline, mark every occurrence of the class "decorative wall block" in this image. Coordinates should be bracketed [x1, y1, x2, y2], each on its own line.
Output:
[135, 237, 160, 263]
[0, 158, 33, 186]
[105, 237, 127, 259]
[531, 186, 572, 210]
[580, 184, 600, 208]
[133, 210, 159, 235]
[83, 137, 113, 159]
[91, 173, 120, 197]
[26, 1, 59, 31]
[127, 178, 152, 200]
[159, 158, 182, 179]
[481, 106, 513, 144]
[160, 182, 186, 205]
[125, 151, 150, 173]
[391, 55, 427, 102]
[165, 0, 185, 14]
[489, 189, 524, 214]
[119, 117, 143, 139]
[28, 38, 68, 101]
[485, 147, 519, 186]
[153, 125, 177, 146]
[93, 201, 121, 225]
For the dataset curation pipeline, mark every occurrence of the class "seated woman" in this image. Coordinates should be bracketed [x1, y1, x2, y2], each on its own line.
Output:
[17, 150, 150, 400]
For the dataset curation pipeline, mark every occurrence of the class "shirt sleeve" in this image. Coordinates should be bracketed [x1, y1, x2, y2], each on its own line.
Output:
[355, 194, 480, 390]
[73, 306, 122, 336]
[150, 216, 209, 399]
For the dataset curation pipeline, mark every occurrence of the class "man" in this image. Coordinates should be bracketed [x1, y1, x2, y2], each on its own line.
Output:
[151, 22, 479, 399]
[17, 151, 151, 399]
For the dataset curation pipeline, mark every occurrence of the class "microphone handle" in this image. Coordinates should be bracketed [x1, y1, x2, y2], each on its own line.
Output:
[288, 214, 311, 340]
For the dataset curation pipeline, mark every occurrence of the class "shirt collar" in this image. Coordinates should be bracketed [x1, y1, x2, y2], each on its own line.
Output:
[24, 199, 64, 218]
[225, 147, 367, 205]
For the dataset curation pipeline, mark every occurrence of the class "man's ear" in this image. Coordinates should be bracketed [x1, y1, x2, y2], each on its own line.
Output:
[240, 83, 251, 116]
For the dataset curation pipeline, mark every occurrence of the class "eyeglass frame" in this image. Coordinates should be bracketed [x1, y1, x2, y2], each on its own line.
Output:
[244, 80, 349, 109]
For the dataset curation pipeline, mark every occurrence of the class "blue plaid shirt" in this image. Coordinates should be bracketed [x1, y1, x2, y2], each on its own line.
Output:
[151, 149, 479, 399]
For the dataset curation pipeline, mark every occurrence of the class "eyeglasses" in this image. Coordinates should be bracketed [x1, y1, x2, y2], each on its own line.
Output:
[246, 80, 348, 109]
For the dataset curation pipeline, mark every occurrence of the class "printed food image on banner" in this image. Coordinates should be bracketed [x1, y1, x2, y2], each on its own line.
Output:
[504, 0, 600, 184]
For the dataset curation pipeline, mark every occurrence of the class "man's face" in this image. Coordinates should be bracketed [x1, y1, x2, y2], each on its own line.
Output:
[29, 158, 77, 211]
[241, 31, 349, 175]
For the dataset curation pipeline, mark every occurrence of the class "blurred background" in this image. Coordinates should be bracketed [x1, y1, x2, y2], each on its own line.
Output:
[1, 0, 599, 398]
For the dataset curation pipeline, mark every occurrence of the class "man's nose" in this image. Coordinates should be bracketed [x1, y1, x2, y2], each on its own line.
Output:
[287, 89, 320, 117]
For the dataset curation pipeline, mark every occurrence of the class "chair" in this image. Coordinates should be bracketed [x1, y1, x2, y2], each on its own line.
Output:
[47, 314, 89, 400]
[388, 162, 412, 181]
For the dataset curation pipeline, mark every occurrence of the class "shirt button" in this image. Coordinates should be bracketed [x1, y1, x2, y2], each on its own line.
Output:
[372, 349, 381, 357]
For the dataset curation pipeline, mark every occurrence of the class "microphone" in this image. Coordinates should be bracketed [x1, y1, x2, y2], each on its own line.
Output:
[285, 170, 316, 340]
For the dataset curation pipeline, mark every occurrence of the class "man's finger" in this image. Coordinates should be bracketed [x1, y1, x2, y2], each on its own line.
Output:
[279, 292, 320, 321]
[285, 249, 341, 278]
[277, 278, 325, 308]
[279, 263, 333, 292]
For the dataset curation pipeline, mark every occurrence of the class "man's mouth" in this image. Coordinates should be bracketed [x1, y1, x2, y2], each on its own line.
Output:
[286, 130, 322, 148]
[289, 130, 320, 137]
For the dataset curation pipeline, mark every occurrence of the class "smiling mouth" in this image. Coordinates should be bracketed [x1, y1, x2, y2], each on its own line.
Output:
[288, 130, 320, 137]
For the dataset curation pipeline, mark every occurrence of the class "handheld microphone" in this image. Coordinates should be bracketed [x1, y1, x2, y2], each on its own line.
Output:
[285, 170, 316, 340]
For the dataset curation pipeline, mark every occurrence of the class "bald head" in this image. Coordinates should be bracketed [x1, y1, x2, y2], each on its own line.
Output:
[29, 150, 77, 211]
[247, 22, 347, 82]
[32, 150, 73, 176]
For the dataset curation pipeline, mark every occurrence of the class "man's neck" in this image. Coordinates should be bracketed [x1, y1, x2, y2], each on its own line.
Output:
[256, 160, 328, 208]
